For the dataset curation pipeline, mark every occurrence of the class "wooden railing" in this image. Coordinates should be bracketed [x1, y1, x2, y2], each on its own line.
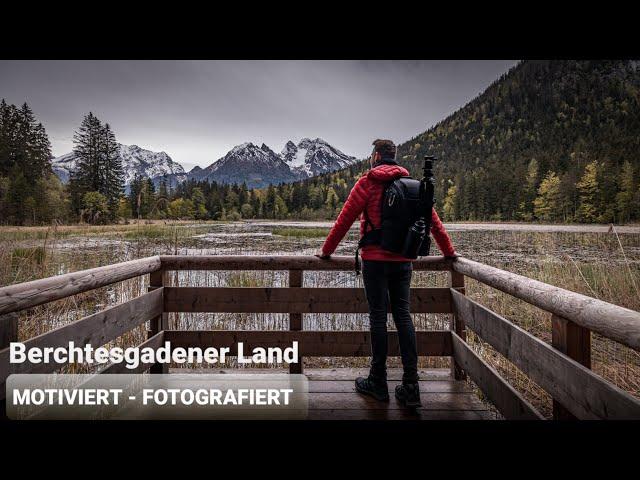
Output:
[1, 255, 639, 420]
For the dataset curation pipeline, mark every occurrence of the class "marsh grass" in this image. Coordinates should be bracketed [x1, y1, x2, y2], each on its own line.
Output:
[1, 222, 639, 416]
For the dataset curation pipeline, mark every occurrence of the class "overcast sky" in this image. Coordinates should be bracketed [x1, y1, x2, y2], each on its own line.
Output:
[0, 60, 516, 171]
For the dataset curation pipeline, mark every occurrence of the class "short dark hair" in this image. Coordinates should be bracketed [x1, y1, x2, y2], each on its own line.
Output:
[372, 139, 396, 160]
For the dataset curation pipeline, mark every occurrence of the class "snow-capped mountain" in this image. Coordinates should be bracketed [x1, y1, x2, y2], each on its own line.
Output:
[52, 138, 356, 190]
[52, 144, 187, 186]
[50, 152, 77, 184]
[281, 138, 356, 178]
[188, 142, 298, 188]
[190, 138, 356, 188]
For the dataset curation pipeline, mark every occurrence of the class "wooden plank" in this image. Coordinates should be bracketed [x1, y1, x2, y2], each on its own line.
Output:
[307, 380, 472, 394]
[451, 289, 640, 419]
[0, 256, 161, 315]
[167, 367, 454, 381]
[164, 287, 451, 313]
[450, 270, 467, 380]
[149, 270, 169, 374]
[302, 368, 453, 381]
[163, 330, 452, 357]
[453, 257, 640, 351]
[0, 313, 18, 420]
[450, 332, 544, 420]
[552, 314, 591, 420]
[159, 255, 452, 272]
[288, 270, 303, 375]
[98, 332, 165, 374]
[0, 313, 18, 350]
[307, 409, 493, 420]
[149, 270, 169, 334]
[309, 392, 488, 411]
[0, 288, 163, 391]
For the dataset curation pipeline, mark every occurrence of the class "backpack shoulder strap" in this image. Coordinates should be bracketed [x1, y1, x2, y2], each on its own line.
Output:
[362, 207, 374, 233]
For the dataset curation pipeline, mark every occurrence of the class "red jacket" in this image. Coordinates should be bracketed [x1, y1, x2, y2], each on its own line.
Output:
[321, 163, 456, 260]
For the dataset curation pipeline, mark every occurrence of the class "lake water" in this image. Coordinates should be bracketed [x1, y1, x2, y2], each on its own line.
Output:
[6, 220, 640, 415]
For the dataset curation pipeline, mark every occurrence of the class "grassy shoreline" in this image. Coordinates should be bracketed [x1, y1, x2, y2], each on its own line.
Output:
[1, 221, 638, 418]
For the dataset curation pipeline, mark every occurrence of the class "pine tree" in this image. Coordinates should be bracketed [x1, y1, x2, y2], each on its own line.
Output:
[517, 158, 539, 220]
[0, 100, 11, 175]
[101, 123, 124, 220]
[69, 114, 124, 221]
[191, 187, 207, 219]
[71, 112, 103, 194]
[616, 161, 637, 223]
[0, 100, 52, 224]
[264, 185, 277, 218]
[156, 179, 170, 217]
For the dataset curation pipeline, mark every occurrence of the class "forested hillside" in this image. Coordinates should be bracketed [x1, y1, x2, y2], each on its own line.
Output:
[2, 60, 639, 225]
[0, 100, 63, 224]
[261, 60, 640, 223]
[400, 60, 640, 223]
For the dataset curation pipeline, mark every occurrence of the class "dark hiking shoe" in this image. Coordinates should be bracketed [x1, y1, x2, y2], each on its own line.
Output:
[355, 376, 389, 402]
[395, 382, 422, 408]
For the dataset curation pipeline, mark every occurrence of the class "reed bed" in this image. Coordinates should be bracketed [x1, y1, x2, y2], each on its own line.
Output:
[1, 222, 639, 416]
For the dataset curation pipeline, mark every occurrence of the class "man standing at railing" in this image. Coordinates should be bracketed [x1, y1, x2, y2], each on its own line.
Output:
[316, 139, 458, 408]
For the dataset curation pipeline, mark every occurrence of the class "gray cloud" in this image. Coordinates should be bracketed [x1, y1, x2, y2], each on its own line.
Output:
[0, 60, 516, 170]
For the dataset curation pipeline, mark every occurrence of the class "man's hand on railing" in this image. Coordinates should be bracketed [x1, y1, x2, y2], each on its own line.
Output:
[445, 252, 460, 261]
[314, 248, 331, 260]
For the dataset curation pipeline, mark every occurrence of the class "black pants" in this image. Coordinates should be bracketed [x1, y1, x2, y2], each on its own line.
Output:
[362, 260, 418, 384]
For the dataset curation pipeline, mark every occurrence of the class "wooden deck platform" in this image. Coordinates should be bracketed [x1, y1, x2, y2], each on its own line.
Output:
[170, 367, 497, 420]
[4, 254, 640, 420]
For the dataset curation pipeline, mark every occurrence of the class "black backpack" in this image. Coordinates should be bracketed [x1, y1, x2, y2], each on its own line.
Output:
[356, 175, 433, 273]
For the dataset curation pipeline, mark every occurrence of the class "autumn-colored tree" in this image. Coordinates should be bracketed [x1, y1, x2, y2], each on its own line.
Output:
[443, 184, 458, 221]
[534, 171, 563, 221]
[81, 191, 109, 224]
[576, 161, 599, 223]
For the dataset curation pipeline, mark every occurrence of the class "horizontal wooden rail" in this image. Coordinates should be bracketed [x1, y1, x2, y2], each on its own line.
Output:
[450, 332, 544, 420]
[164, 330, 452, 357]
[0, 288, 163, 398]
[164, 287, 452, 313]
[451, 289, 640, 419]
[99, 332, 166, 374]
[159, 255, 452, 271]
[0, 256, 161, 315]
[453, 257, 640, 351]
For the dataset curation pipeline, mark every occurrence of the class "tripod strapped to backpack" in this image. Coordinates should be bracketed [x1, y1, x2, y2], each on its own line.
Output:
[355, 155, 437, 274]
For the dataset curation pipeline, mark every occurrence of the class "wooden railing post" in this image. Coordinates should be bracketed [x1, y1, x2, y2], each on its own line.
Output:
[551, 314, 591, 420]
[450, 270, 467, 380]
[0, 313, 18, 351]
[289, 269, 303, 374]
[149, 269, 169, 374]
[1, 313, 18, 420]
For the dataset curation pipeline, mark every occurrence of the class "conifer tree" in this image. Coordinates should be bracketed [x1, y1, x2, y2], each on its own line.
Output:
[517, 158, 539, 220]
[71, 112, 103, 194]
[616, 161, 637, 223]
[0, 100, 52, 224]
[101, 123, 124, 220]
[191, 187, 207, 219]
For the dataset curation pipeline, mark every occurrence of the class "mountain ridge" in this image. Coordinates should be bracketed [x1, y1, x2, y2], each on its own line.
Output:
[52, 138, 356, 189]
[267, 60, 640, 223]
[52, 143, 187, 187]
